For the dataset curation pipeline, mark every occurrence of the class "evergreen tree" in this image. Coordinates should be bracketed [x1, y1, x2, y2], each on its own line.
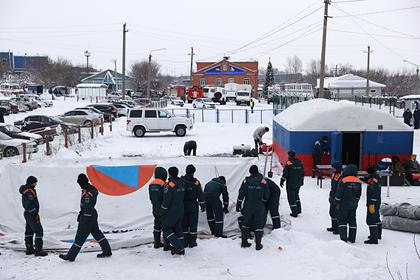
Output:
[263, 60, 274, 98]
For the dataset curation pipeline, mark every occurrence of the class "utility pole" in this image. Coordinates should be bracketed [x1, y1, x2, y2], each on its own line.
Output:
[147, 48, 166, 99]
[318, 0, 331, 99]
[112, 59, 117, 91]
[403, 59, 420, 94]
[122, 23, 127, 100]
[364, 45, 373, 96]
[188, 47, 195, 83]
[84, 50, 91, 78]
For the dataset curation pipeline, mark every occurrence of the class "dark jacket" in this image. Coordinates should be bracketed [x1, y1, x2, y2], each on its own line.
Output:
[204, 177, 229, 206]
[19, 184, 40, 214]
[414, 109, 420, 121]
[265, 177, 280, 207]
[362, 174, 381, 207]
[312, 139, 328, 157]
[181, 174, 205, 211]
[237, 174, 270, 212]
[149, 167, 167, 215]
[403, 109, 412, 122]
[160, 177, 185, 224]
[79, 184, 99, 218]
[281, 157, 304, 188]
[335, 165, 362, 209]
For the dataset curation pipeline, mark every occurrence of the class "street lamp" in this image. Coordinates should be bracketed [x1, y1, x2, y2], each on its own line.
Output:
[84, 50, 91, 78]
[403, 59, 420, 94]
[147, 48, 166, 99]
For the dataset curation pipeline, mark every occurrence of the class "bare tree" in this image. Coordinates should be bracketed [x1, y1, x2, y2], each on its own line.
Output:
[130, 60, 161, 92]
[285, 55, 303, 75]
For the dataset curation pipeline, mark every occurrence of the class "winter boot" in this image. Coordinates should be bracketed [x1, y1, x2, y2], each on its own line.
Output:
[171, 247, 185, 255]
[364, 226, 378, 244]
[290, 213, 298, 218]
[241, 230, 252, 248]
[183, 232, 189, 247]
[296, 200, 302, 214]
[34, 239, 48, 257]
[338, 225, 348, 242]
[59, 254, 75, 262]
[25, 243, 34, 255]
[311, 169, 316, 178]
[255, 235, 263, 251]
[97, 251, 112, 258]
[348, 226, 357, 243]
[377, 223, 382, 240]
[215, 234, 227, 238]
[153, 232, 164, 249]
[327, 219, 338, 232]
[163, 238, 173, 251]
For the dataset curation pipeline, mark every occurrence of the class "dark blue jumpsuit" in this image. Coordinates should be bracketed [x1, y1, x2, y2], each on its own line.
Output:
[281, 158, 304, 216]
[237, 174, 270, 239]
[204, 177, 229, 236]
[181, 175, 205, 247]
[66, 184, 111, 260]
[363, 173, 382, 241]
[265, 178, 281, 229]
[160, 177, 185, 252]
[149, 177, 166, 244]
[19, 184, 44, 251]
[335, 165, 362, 243]
[312, 139, 328, 176]
[329, 171, 341, 231]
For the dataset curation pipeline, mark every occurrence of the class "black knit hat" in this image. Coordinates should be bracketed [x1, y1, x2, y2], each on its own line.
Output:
[168, 167, 179, 177]
[77, 173, 89, 187]
[288, 150, 296, 158]
[249, 165, 259, 175]
[26, 176, 38, 185]
[185, 164, 196, 175]
[218, 176, 226, 183]
[265, 127, 269, 132]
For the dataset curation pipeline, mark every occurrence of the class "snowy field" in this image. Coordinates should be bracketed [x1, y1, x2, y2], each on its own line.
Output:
[0, 98, 419, 280]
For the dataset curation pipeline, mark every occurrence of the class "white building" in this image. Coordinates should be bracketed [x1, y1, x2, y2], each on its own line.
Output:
[317, 74, 386, 100]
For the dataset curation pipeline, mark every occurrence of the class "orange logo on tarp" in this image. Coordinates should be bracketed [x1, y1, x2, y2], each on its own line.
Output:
[86, 164, 156, 196]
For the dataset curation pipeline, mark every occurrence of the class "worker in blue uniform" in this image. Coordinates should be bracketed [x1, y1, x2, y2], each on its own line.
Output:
[181, 164, 205, 248]
[265, 173, 281, 229]
[280, 151, 304, 217]
[335, 164, 362, 243]
[312, 136, 329, 178]
[149, 167, 168, 249]
[19, 176, 48, 256]
[236, 165, 270, 250]
[160, 167, 186, 255]
[327, 162, 342, 234]
[59, 174, 112, 261]
[204, 176, 229, 237]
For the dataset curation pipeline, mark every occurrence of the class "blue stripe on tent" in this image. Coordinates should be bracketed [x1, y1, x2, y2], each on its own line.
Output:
[363, 131, 413, 154]
[93, 165, 139, 189]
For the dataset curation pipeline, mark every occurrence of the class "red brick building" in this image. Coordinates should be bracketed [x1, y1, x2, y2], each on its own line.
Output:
[192, 57, 258, 96]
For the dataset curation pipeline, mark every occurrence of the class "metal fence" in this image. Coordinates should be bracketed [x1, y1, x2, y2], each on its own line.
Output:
[168, 108, 274, 124]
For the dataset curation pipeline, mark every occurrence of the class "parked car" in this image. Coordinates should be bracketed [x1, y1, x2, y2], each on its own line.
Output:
[0, 131, 38, 157]
[126, 108, 193, 137]
[163, 96, 184, 107]
[22, 94, 53, 107]
[111, 103, 131, 116]
[0, 105, 11, 115]
[57, 110, 101, 126]
[86, 104, 118, 120]
[15, 115, 61, 131]
[9, 96, 38, 110]
[192, 98, 216, 109]
[0, 124, 44, 145]
[0, 100, 20, 114]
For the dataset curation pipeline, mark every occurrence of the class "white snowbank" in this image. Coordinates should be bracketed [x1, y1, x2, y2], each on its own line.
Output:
[274, 99, 411, 131]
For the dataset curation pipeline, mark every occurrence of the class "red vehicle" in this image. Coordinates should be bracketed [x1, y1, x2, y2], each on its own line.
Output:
[187, 86, 204, 103]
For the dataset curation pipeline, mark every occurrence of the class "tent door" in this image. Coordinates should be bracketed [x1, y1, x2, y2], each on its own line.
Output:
[342, 132, 361, 169]
[330, 132, 342, 164]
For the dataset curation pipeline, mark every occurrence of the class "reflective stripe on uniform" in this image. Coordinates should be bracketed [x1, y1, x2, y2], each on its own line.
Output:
[28, 208, 36, 213]
[83, 214, 92, 216]
[338, 225, 347, 228]
[215, 221, 223, 224]
[35, 236, 43, 239]
[167, 233, 175, 239]
[190, 232, 197, 235]
[161, 206, 168, 210]
[368, 225, 377, 228]
[74, 243, 82, 248]
[271, 216, 280, 219]
[349, 226, 357, 229]
[97, 237, 105, 243]
[207, 219, 215, 222]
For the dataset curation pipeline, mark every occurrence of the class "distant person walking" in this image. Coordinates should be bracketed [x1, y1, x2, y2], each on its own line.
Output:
[312, 136, 329, 178]
[249, 99, 255, 114]
[403, 108, 412, 126]
[184, 140, 197, 156]
[414, 108, 420, 129]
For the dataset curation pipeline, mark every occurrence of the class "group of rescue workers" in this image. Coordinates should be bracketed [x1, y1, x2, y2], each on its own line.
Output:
[18, 131, 383, 261]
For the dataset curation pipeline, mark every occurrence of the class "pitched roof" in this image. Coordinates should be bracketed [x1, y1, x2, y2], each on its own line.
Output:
[317, 74, 386, 89]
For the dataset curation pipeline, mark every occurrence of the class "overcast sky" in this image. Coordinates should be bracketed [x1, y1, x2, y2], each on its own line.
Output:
[1, 0, 420, 76]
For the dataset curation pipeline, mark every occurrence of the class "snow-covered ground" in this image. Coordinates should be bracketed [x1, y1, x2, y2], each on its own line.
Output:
[0, 99, 419, 280]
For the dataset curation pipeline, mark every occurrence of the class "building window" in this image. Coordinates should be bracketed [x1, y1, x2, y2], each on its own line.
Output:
[228, 78, 234, 84]
[200, 79, 206, 86]
[216, 78, 222, 87]
[243, 78, 250, 85]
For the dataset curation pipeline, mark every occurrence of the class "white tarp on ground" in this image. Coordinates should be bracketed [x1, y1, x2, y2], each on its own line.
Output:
[0, 156, 257, 251]
[273, 98, 410, 132]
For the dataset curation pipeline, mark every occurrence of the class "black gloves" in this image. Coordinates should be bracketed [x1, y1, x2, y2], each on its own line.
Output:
[223, 205, 229, 214]
[236, 202, 241, 212]
[200, 205, 206, 212]
[280, 178, 285, 188]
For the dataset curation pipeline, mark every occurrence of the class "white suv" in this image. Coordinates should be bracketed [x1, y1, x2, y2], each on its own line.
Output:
[127, 108, 193, 137]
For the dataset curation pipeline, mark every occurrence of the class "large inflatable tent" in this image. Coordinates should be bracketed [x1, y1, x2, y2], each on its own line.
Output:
[0, 156, 259, 251]
[273, 99, 413, 175]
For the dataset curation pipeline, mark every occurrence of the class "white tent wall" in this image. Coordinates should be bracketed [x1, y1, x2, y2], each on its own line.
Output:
[0, 156, 257, 251]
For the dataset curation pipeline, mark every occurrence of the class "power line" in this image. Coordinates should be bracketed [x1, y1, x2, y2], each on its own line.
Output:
[333, 5, 420, 17]
[329, 28, 420, 40]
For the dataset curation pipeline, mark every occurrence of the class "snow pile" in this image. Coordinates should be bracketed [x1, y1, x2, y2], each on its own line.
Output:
[274, 98, 410, 131]
[0, 156, 257, 251]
